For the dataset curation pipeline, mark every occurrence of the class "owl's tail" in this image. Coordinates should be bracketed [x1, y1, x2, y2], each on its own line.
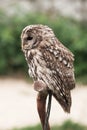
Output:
[53, 91, 71, 113]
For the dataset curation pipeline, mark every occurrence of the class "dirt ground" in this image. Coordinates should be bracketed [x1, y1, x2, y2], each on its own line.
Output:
[0, 77, 87, 130]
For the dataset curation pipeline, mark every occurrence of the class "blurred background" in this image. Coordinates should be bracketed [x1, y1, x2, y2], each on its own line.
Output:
[0, 0, 87, 130]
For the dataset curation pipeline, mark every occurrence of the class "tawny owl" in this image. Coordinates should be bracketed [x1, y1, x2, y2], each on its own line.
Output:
[21, 24, 75, 113]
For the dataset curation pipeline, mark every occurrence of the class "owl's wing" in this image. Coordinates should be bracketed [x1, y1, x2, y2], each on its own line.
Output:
[39, 38, 75, 90]
[38, 38, 75, 112]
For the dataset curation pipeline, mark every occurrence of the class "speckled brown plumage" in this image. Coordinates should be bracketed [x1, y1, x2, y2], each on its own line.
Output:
[21, 24, 75, 113]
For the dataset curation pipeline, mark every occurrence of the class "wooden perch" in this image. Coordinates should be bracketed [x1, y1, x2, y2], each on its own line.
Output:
[34, 80, 51, 130]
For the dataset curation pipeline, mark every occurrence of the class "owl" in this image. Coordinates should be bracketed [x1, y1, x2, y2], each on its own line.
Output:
[21, 24, 75, 113]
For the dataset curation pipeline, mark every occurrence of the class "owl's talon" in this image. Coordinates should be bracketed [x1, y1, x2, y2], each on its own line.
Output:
[34, 80, 48, 93]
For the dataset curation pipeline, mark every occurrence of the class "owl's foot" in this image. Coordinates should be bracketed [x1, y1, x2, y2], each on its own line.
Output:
[34, 80, 48, 93]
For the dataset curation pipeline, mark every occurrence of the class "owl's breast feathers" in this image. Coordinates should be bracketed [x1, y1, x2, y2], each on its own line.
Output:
[26, 38, 75, 113]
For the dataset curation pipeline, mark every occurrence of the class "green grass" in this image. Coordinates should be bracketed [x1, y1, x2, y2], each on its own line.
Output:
[12, 125, 41, 130]
[12, 120, 87, 130]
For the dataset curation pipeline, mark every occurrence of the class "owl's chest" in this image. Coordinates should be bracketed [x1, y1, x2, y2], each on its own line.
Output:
[26, 50, 47, 80]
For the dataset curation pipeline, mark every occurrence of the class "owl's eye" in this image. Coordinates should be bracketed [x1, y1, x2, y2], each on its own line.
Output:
[27, 36, 33, 41]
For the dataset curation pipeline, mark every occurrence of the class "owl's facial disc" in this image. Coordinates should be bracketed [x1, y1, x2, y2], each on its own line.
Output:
[22, 32, 37, 50]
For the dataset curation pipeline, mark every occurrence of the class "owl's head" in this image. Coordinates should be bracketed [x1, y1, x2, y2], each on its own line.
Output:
[21, 24, 55, 51]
